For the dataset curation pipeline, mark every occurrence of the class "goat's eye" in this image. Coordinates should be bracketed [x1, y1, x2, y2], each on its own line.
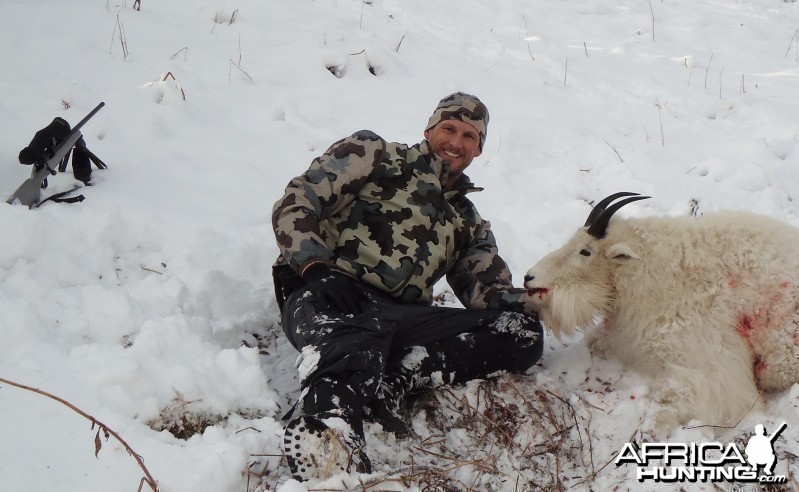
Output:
[579, 249, 592, 257]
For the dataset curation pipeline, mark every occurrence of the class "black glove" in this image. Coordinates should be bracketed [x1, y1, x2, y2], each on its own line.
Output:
[18, 117, 71, 165]
[302, 264, 367, 315]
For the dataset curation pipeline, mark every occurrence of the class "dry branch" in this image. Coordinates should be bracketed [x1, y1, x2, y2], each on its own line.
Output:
[704, 51, 714, 89]
[394, 31, 408, 53]
[170, 47, 189, 61]
[603, 138, 624, 163]
[148, 72, 187, 101]
[163, 72, 186, 100]
[0, 376, 159, 492]
[229, 59, 253, 81]
[111, 15, 129, 59]
[786, 29, 799, 59]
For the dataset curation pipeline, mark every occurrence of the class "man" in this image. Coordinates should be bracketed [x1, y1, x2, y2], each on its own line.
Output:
[745, 423, 783, 476]
[271, 92, 543, 481]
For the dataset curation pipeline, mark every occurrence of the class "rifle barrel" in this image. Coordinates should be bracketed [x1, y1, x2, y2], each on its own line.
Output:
[71, 102, 105, 134]
[768, 422, 787, 442]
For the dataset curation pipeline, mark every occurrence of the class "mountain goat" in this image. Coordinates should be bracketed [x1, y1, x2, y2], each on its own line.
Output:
[524, 192, 799, 432]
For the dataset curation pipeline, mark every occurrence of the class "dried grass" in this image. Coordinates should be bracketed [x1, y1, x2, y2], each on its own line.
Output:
[147, 392, 267, 440]
[250, 375, 598, 491]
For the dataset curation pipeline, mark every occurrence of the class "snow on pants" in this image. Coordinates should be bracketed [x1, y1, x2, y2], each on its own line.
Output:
[281, 284, 544, 436]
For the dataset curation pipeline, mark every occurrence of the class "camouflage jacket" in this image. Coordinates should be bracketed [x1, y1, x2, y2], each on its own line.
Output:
[272, 130, 535, 312]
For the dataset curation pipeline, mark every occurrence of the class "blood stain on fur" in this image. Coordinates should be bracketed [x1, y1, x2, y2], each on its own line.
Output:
[736, 313, 755, 339]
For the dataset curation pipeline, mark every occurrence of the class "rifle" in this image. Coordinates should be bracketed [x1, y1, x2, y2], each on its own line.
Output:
[7, 102, 105, 208]
[768, 422, 787, 443]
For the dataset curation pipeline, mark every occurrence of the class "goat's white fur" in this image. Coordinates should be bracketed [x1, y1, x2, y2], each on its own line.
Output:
[525, 208, 799, 432]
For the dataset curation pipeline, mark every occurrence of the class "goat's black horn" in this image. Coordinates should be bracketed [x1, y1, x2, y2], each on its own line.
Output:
[583, 192, 641, 227]
[586, 195, 650, 239]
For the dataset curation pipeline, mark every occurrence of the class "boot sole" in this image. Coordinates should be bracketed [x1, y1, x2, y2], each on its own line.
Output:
[283, 416, 370, 481]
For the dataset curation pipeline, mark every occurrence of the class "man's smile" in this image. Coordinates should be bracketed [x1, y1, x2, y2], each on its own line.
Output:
[443, 149, 462, 160]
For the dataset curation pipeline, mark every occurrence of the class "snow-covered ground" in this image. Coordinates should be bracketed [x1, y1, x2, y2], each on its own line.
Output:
[0, 0, 797, 490]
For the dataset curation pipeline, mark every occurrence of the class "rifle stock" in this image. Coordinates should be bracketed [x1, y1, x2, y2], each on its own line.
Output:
[7, 102, 105, 208]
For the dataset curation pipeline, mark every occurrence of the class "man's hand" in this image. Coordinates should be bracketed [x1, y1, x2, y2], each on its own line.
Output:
[302, 264, 367, 315]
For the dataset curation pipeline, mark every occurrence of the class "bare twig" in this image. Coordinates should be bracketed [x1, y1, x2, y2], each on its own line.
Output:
[119, 16, 129, 58]
[411, 446, 498, 475]
[229, 59, 253, 81]
[211, 9, 238, 33]
[111, 15, 129, 59]
[394, 31, 408, 53]
[586, 416, 596, 477]
[704, 51, 714, 89]
[133, 0, 141, 11]
[785, 29, 799, 58]
[170, 47, 189, 61]
[161, 72, 187, 100]
[603, 138, 624, 163]
[0, 377, 159, 491]
[648, 0, 655, 42]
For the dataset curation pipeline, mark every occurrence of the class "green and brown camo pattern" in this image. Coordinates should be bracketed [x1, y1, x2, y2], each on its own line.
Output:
[272, 130, 536, 312]
[425, 92, 489, 150]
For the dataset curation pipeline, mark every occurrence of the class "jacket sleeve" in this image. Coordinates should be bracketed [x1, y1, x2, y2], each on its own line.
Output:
[447, 217, 538, 314]
[272, 131, 386, 273]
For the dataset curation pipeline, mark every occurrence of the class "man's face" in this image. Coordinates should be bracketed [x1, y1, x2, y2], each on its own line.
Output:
[424, 119, 482, 187]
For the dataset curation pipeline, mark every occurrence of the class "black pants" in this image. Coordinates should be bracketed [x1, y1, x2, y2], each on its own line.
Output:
[281, 285, 544, 436]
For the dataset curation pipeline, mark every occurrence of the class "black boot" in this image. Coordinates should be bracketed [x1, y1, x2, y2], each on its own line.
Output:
[283, 413, 372, 481]
[364, 374, 412, 437]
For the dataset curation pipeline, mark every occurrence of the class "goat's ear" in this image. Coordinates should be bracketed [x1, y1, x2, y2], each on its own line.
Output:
[606, 242, 640, 263]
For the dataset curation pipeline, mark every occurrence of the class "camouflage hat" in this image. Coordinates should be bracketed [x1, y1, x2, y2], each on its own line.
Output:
[425, 92, 489, 150]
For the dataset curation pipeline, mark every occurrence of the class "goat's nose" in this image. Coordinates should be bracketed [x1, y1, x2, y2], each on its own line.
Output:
[524, 274, 534, 283]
